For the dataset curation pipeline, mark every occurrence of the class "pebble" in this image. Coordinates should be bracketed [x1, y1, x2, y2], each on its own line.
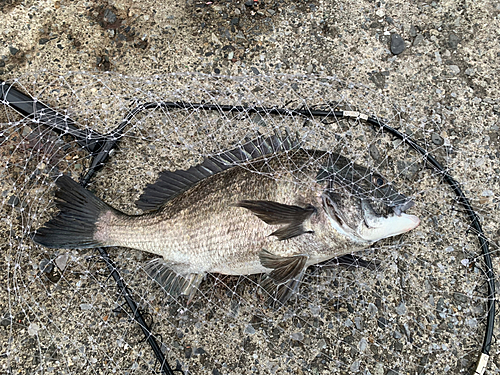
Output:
[28, 323, 40, 336]
[7, 195, 19, 207]
[39, 259, 54, 274]
[244, 324, 256, 335]
[448, 33, 461, 49]
[55, 253, 69, 271]
[291, 332, 304, 341]
[367, 303, 378, 318]
[393, 330, 403, 339]
[369, 143, 382, 162]
[465, 68, 475, 76]
[349, 360, 360, 372]
[9, 46, 19, 56]
[377, 317, 388, 329]
[431, 133, 444, 145]
[395, 302, 407, 315]
[390, 33, 405, 55]
[409, 25, 417, 37]
[358, 337, 368, 352]
[448, 65, 460, 74]
[250, 67, 260, 75]
[103, 9, 117, 24]
[413, 34, 424, 46]
[453, 292, 468, 304]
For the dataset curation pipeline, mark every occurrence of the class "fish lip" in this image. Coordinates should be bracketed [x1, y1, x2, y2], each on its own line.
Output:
[391, 199, 415, 216]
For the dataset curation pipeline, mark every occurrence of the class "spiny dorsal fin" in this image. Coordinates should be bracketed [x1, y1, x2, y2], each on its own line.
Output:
[135, 133, 301, 211]
[236, 200, 316, 240]
[258, 250, 308, 308]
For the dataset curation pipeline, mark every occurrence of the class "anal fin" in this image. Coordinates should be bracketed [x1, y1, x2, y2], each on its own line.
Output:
[258, 250, 308, 308]
[145, 258, 204, 302]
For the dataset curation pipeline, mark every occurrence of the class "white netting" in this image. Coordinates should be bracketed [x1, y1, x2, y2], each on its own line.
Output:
[0, 71, 498, 374]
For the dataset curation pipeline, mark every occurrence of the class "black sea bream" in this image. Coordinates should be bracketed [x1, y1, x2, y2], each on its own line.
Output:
[33, 135, 419, 304]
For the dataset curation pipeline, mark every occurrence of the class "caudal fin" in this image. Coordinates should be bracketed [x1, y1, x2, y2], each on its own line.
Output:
[32, 175, 115, 249]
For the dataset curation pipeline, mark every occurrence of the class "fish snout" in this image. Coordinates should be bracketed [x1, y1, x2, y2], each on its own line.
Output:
[390, 198, 415, 216]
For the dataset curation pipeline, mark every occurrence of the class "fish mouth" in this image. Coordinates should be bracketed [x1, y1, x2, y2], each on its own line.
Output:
[322, 193, 420, 244]
[360, 199, 420, 242]
[390, 199, 415, 216]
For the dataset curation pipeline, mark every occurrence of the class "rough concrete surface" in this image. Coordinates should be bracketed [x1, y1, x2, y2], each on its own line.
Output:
[1, 0, 500, 374]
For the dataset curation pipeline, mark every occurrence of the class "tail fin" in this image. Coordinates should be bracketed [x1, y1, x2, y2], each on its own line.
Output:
[32, 175, 116, 249]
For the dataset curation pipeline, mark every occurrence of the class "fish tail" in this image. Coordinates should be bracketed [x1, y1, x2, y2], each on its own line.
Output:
[32, 175, 118, 249]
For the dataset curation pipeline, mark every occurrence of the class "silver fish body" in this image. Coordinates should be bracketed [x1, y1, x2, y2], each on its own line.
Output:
[33, 135, 419, 304]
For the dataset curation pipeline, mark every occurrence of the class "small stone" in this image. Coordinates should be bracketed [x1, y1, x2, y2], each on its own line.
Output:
[368, 303, 378, 318]
[244, 0, 254, 6]
[244, 324, 256, 335]
[194, 347, 206, 355]
[80, 304, 93, 311]
[369, 143, 382, 162]
[393, 330, 403, 339]
[448, 32, 461, 49]
[317, 339, 326, 349]
[230, 17, 239, 25]
[349, 360, 360, 372]
[377, 317, 388, 329]
[369, 71, 385, 89]
[465, 318, 477, 328]
[39, 38, 49, 45]
[481, 190, 494, 197]
[7, 195, 19, 207]
[413, 34, 424, 46]
[354, 317, 363, 330]
[465, 68, 475, 76]
[396, 302, 407, 315]
[291, 332, 304, 341]
[9, 47, 19, 56]
[448, 65, 460, 74]
[250, 67, 260, 75]
[390, 33, 405, 55]
[358, 337, 368, 352]
[409, 25, 417, 37]
[453, 292, 468, 304]
[55, 253, 69, 271]
[103, 9, 117, 23]
[39, 259, 54, 274]
[28, 323, 40, 336]
[436, 297, 445, 314]
[431, 133, 444, 145]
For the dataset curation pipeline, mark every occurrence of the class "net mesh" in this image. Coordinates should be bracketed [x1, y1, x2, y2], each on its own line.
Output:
[0, 71, 498, 374]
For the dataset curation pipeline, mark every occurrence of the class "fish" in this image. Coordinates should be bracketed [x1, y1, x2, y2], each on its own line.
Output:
[32, 134, 420, 306]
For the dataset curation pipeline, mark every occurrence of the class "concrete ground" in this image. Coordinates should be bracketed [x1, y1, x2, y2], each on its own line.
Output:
[1, 0, 499, 374]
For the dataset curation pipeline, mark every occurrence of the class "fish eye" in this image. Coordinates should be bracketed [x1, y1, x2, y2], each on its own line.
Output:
[372, 175, 386, 187]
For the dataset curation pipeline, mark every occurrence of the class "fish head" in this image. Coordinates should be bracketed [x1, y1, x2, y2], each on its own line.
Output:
[317, 154, 420, 244]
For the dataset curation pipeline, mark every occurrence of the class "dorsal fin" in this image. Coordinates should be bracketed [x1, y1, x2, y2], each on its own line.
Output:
[135, 133, 301, 211]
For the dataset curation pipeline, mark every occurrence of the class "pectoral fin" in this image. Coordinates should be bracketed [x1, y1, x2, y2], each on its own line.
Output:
[259, 250, 308, 307]
[236, 200, 316, 240]
[145, 258, 204, 303]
